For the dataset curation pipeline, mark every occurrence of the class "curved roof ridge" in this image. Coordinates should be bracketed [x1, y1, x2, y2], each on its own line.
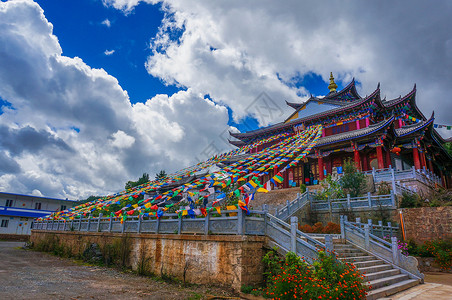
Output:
[316, 116, 394, 147]
[395, 111, 434, 137]
[324, 77, 361, 101]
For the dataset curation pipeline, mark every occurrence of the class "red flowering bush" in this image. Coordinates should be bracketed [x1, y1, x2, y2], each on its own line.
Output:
[417, 239, 452, 270]
[298, 222, 341, 234]
[263, 250, 368, 299]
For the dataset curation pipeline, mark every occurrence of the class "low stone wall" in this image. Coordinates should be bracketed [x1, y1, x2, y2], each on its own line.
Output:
[401, 206, 452, 244]
[0, 233, 30, 241]
[30, 230, 265, 291]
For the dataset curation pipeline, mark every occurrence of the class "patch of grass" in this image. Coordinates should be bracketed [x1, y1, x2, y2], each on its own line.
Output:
[188, 292, 203, 300]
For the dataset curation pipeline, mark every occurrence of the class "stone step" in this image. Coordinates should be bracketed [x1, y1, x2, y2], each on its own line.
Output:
[340, 255, 375, 262]
[359, 264, 393, 275]
[366, 279, 419, 300]
[335, 249, 365, 255]
[353, 260, 386, 268]
[367, 273, 410, 290]
[336, 251, 369, 258]
[364, 268, 401, 282]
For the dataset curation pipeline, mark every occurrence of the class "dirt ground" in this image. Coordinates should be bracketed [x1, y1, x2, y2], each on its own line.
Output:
[0, 241, 238, 300]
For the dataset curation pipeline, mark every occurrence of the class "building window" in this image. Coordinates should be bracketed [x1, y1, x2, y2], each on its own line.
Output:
[61, 205, 67, 211]
[5, 199, 13, 207]
[1, 219, 8, 227]
[35, 202, 42, 210]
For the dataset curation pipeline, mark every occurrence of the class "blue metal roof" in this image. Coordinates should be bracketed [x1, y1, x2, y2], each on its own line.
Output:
[0, 206, 54, 218]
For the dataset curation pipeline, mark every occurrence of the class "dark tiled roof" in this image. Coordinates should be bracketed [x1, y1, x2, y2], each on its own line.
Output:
[228, 139, 246, 147]
[395, 113, 434, 137]
[316, 117, 394, 147]
[231, 87, 380, 141]
[285, 97, 349, 110]
[381, 85, 416, 108]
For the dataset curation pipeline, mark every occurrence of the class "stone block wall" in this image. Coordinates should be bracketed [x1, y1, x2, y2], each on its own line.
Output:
[30, 230, 266, 290]
[401, 206, 452, 243]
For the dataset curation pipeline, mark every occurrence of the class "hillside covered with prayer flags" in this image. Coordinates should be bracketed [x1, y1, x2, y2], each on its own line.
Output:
[39, 124, 323, 222]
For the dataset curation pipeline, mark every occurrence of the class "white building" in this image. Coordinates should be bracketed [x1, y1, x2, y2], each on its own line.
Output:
[0, 192, 78, 236]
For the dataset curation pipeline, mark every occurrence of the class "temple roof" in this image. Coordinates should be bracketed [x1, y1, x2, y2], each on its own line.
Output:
[395, 112, 434, 137]
[228, 139, 246, 147]
[316, 116, 394, 147]
[323, 78, 361, 103]
[285, 96, 350, 110]
[230, 85, 380, 143]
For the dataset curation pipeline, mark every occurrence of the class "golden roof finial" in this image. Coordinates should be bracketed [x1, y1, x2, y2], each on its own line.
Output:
[328, 72, 338, 93]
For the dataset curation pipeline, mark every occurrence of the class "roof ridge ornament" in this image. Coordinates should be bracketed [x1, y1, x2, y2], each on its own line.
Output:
[328, 72, 338, 93]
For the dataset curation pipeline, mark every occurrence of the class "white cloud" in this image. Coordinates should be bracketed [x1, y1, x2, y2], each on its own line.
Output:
[111, 130, 135, 148]
[104, 49, 115, 55]
[101, 18, 111, 27]
[105, 0, 452, 130]
[0, 1, 231, 199]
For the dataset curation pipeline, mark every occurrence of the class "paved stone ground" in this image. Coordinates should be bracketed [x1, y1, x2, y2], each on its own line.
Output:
[382, 273, 452, 300]
[0, 241, 237, 300]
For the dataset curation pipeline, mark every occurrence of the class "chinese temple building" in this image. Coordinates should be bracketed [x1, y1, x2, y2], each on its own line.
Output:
[229, 73, 452, 189]
[44, 74, 452, 222]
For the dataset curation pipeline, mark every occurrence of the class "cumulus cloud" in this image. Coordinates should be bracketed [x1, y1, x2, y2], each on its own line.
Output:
[104, 49, 115, 56]
[105, 0, 452, 129]
[101, 18, 111, 27]
[0, 1, 231, 199]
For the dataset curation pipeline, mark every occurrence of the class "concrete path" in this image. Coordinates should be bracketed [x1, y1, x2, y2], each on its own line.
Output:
[381, 272, 452, 300]
[0, 241, 235, 300]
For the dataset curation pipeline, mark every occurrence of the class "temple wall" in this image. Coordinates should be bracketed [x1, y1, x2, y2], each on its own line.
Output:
[30, 230, 265, 290]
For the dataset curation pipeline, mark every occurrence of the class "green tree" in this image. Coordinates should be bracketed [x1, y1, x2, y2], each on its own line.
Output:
[125, 173, 150, 190]
[339, 159, 366, 197]
[155, 170, 167, 181]
[79, 195, 104, 204]
[444, 142, 452, 157]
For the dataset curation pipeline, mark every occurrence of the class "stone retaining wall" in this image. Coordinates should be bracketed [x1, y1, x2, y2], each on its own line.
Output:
[401, 206, 452, 244]
[30, 230, 266, 290]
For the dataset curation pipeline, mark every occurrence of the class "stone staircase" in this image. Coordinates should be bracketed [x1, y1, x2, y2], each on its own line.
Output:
[334, 242, 420, 300]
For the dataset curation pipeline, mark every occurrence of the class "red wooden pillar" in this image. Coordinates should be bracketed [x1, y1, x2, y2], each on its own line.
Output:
[362, 153, 368, 171]
[283, 170, 289, 189]
[385, 150, 391, 168]
[420, 151, 427, 170]
[428, 157, 434, 173]
[356, 120, 361, 130]
[354, 149, 361, 171]
[412, 147, 421, 170]
[376, 146, 384, 169]
[318, 156, 324, 181]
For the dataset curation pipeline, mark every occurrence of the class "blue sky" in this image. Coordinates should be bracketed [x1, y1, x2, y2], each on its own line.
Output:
[34, 0, 337, 132]
[36, 0, 179, 103]
[0, 0, 451, 198]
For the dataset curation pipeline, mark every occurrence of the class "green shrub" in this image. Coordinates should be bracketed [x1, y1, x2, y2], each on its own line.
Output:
[241, 285, 254, 294]
[315, 175, 345, 200]
[299, 183, 307, 194]
[400, 192, 420, 208]
[339, 159, 366, 197]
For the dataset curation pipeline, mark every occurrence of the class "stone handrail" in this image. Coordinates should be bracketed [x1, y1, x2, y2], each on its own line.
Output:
[310, 191, 396, 211]
[363, 166, 442, 189]
[274, 189, 315, 221]
[265, 213, 330, 263]
[340, 215, 424, 282]
[348, 217, 399, 238]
